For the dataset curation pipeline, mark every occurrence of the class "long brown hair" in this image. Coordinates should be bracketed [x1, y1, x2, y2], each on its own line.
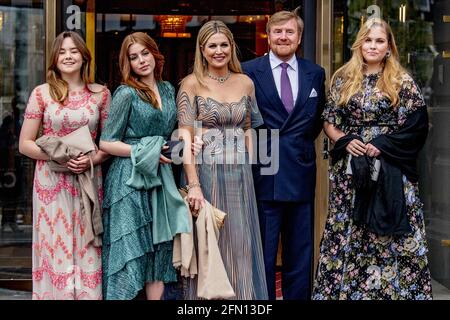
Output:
[193, 20, 242, 87]
[331, 18, 406, 107]
[47, 31, 93, 103]
[119, 32, 164, 108]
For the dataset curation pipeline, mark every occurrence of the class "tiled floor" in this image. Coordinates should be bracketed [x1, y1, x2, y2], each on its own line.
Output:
[1, 277, 449, 300]
[431, 279, 450, 300]
[0, 288, 31, 300]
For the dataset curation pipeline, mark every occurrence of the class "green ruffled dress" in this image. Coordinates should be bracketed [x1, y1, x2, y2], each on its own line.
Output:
[101, 83, 179, 300]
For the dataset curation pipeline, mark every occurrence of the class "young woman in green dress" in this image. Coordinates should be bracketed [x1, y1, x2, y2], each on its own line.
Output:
[100, 32, 188, 300]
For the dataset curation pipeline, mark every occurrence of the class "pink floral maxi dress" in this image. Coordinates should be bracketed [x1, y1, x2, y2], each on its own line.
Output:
[24, 84, 110, 299]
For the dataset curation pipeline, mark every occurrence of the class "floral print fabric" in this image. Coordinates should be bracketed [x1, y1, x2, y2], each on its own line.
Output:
[312, 73, 432, 300]
[26, 84, 110, 299]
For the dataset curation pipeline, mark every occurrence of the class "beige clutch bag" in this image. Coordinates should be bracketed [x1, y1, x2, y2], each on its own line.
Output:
[60, 125, 96, 177]
[59, 125, 96, 155]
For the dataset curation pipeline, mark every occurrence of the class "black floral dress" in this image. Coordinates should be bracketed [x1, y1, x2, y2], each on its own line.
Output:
[312, 73, 432, 300]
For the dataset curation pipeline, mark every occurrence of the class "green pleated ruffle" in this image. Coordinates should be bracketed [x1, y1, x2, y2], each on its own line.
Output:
[102, 157, 137, 208]
[102, 190, 177, 300]
[102, 240, 177, 300]
[103, 189, 153, 244]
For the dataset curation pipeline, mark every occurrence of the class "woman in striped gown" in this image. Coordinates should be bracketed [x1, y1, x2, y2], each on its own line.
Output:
[177, 20, 268, 300]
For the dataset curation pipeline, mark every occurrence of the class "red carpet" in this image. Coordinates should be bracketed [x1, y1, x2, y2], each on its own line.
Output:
[275, 271, 282, 299]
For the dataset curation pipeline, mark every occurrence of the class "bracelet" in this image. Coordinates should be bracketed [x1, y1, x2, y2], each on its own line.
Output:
[186, 182, 201, 191]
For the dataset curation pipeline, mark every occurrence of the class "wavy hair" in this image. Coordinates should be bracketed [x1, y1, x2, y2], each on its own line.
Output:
[331, 18, 407, 107]
[47, 31, 93, 103]
[266, 10, 304, 35]
[119, 32, 164, 108]
[193, 20, 242, 87]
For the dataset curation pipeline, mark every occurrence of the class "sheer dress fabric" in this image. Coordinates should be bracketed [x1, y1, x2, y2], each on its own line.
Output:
[25, 84, 110, 300]
[178, 93, 268, 300]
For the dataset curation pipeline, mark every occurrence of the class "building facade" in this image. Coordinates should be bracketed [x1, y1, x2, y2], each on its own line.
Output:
[0, 0, 449, 297]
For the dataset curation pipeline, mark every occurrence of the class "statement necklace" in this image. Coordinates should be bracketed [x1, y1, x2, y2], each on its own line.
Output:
[207, 71, 231, 84]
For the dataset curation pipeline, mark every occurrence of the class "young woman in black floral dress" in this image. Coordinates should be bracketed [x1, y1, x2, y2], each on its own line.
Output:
[313, 18, 432, 300]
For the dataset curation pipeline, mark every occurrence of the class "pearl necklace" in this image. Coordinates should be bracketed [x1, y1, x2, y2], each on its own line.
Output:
[207, 71, 231, 84]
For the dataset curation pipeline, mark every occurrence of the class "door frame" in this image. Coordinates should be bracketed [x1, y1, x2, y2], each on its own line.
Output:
[314, 0, 333, 269]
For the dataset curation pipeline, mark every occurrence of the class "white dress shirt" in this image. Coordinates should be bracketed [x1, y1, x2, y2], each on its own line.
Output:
[269, 51, 299, 106]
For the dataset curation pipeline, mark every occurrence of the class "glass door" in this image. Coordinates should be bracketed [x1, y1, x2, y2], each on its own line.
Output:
[0, 0, 45, 292]
[92, 0, 303, 91]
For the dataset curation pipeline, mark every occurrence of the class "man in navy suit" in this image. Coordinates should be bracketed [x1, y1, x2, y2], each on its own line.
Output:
[242, 10, 325, 300]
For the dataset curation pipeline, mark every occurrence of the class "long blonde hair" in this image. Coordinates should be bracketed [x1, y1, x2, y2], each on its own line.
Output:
[331, 18, 406, 107]
[119, 32, 164, 108]
[193, 20, 242, 87]
[47, 31, 93, 103]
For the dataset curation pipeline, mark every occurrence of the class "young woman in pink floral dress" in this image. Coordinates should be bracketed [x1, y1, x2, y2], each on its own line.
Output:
[19, 31, 111, 299]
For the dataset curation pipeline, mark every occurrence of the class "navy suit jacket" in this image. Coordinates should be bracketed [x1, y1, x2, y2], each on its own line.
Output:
[242, 54, 325, 202]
